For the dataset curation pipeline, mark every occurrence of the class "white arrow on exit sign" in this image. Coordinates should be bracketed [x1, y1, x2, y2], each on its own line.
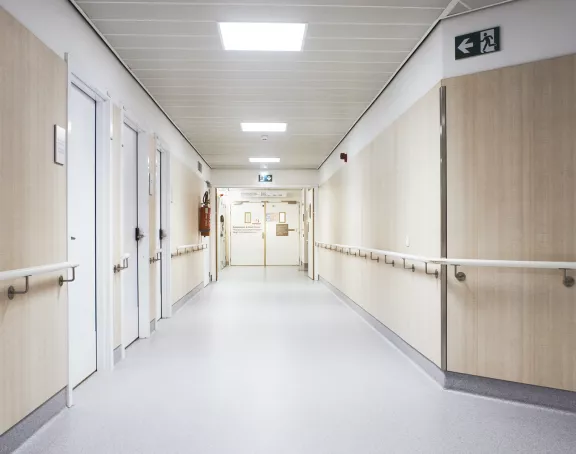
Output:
[458, 38, 474, 54]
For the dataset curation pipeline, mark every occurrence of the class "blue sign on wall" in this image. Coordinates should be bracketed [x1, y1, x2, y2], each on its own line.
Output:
[259, 174, 273, 183]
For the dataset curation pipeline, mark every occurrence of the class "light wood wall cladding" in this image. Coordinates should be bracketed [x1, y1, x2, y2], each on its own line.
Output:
[148, 137, 158, 322]
[318, 85, 442, 366]
[0, 8, 68, 434]
[170, 156, 204, 304]
[112, 105, 123, 348]
[444, 54, 576, 392]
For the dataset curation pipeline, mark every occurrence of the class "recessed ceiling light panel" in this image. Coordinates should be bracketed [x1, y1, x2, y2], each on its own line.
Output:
[219, 22, 306, 51]
[241, 123, 287, 132]
[250, 158, 281, 163]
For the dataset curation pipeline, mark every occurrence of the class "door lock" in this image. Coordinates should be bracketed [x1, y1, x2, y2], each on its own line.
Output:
[159, 229, 167, 240]
[136, 227, 146, 241]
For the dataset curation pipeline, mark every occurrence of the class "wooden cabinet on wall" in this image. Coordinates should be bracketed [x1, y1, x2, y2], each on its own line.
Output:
[0, 8, 68, 434]
[444, 54, 576, 392]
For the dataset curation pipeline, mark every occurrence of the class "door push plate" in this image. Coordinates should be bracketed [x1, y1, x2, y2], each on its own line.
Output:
[136, 227, 145, 241]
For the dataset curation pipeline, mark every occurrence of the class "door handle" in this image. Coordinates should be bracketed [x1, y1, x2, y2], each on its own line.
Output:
[136, 227, 146, 241]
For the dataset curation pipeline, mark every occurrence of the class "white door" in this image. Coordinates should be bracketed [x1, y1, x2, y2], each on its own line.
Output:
[307, 189, 315, 280]
[68, 84, 97, 388]
[230, 202, 265, 266]
[266, 202, 300, 266]
[155, 149, 162, 321]
[122, 123, 139, 347]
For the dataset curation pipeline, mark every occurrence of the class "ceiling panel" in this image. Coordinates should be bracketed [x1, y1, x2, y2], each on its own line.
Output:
[79, 0, 450, 7]
[117, 48, 409, 63]
[97, 21, 431, 40]
[134, 70, 390, 83]
[126, 60, 401, 73]
[164, 104, 365, 118]
[74, 0, 468, 169]
[109, 34, 419, 53]
[78, 4, 442, 24]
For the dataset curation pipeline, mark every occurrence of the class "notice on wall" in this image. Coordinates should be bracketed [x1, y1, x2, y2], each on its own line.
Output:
[54, 125, 66, 166]
[241, 191, 287, 198]
[276, 224, 289, 237]
[266, 213, 279, 223]
[232, 224, 263, 235]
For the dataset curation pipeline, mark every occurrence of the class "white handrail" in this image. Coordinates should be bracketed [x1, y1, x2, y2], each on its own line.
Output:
[316, 242, 575, 270]
[316, 242, 575, 287]
[176, 243, 207, 251]
[436, 257, 576, 270]
[0, 262, 79, 282]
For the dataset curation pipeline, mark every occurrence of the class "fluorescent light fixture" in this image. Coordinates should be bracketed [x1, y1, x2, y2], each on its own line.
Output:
[219, 22, 306, 51]
[241, 122, 287, 132]
[250, 158, 280, 163]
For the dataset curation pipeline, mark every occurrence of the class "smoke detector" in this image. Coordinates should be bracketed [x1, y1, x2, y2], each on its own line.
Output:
[261, 135, 269, 141]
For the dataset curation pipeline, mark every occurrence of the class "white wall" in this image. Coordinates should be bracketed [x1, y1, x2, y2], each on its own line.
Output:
[319, 27, 444, 184]
[442, 0, 576, 78]
[0, 0, 209, 178]
[321, 0, 576, 183]
[211, 169, 318, 188]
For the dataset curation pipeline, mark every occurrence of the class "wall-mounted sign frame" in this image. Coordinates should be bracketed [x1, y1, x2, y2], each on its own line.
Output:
[258, 174, 273, 183]
[54, 125, 66, 165]
[455, 26, 501, 60]
[276, 224, 289, 236]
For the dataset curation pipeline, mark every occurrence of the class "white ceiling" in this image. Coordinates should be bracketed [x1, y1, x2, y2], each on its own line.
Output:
[74, 0, 508, 170]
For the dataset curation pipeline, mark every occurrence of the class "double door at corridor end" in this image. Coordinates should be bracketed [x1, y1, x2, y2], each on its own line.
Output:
[230, 202, 299, 266]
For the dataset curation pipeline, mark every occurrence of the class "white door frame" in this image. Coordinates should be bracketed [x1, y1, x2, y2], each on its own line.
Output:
[65, 56, 114, 407]
[155, 136, 173, 319]
[122, 112, 151, 340]
[313, 187, 319, 280]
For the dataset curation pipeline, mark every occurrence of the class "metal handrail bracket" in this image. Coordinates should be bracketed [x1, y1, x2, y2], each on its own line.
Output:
[2, 262, 80, 300]
[8, 276, 30, 300]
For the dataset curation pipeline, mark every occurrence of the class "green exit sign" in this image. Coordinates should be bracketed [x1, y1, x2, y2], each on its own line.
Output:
[259, 174, 273, 183]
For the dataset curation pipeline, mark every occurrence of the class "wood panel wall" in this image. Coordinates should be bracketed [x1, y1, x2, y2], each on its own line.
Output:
[0, 7, 68, 434]
[445, 54, 576, 392]
[318, 84, 443, 366]
[170, 156, 204, 304]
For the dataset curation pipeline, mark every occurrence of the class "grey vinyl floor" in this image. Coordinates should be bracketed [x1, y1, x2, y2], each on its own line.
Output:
[15, 267, 576, 454]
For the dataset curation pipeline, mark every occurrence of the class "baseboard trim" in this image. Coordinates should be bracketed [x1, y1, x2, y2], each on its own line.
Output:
[320, 277, 445, 387]
[113, 346, 122, 365]
[172, 282, 204, 314]
[444, 371, 576, 414]
[319, 276, 576, 414]
[0, 388, 67, 454]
